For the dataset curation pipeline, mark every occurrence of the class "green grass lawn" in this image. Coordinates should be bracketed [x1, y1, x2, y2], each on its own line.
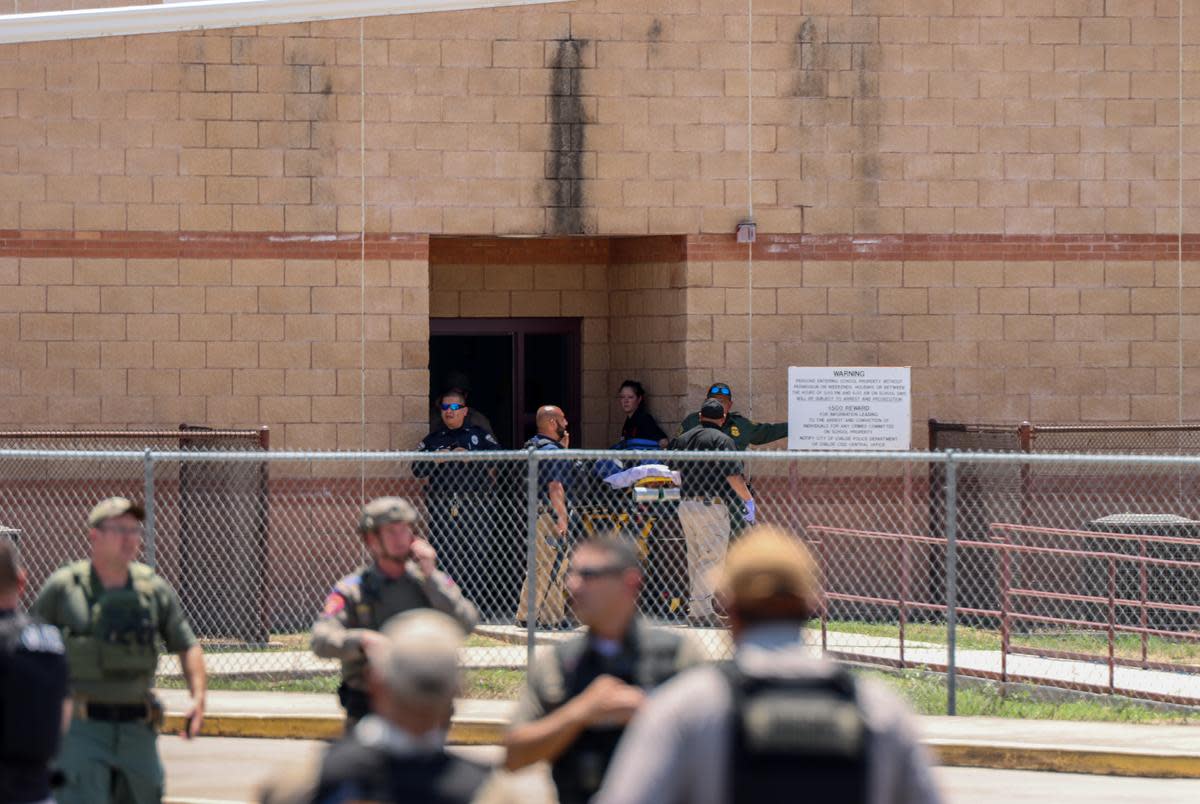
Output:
[160, 668, 525, 700]
[823, 620, 1200, 666]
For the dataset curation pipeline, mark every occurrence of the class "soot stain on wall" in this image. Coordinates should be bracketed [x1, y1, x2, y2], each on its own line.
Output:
[547, 37, 589, 235]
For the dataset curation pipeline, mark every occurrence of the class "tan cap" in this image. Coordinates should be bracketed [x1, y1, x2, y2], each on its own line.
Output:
[365, 610, 464, 702]
[87, 497, 145, 528]
[715, 526, 820, 617]
[358, 496, 418, 534]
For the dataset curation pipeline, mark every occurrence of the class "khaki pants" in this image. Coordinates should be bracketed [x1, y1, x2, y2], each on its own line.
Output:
[515, 512, 569, 625]
[677, 500, 731, 617]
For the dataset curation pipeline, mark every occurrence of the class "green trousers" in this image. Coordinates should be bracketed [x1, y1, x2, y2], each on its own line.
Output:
[56, 717, 163, 804]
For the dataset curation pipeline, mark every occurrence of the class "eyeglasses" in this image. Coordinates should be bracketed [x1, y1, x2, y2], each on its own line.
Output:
[708, 384, 731, 397]
[440, 402, 466, 411]
[99, 524, 144, 537]
[566, 565, 626, 581]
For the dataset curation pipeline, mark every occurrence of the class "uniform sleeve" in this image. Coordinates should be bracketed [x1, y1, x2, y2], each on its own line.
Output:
[310, 584, 367, 661]
[509, 654, 554, 726]
[677, 413, 698, 436]
[743, 417, 787, 446]
[29, 570, 65, 627]
[157, 581, 198, 653]
[412, 432, 437, 478]
[418, 567, 480, 634]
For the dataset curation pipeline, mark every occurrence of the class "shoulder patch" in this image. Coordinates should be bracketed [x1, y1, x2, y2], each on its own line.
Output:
[322, 591, 346, 616]
[485, 433, 498, 445]
[470, 433, 479, 446]
[730, 425, 741, 437]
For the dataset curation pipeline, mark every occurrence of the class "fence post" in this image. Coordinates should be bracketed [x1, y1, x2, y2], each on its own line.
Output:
[142, 448, 156, 570]
[944, 452, 958, 716]
[524, 448, 540, 669]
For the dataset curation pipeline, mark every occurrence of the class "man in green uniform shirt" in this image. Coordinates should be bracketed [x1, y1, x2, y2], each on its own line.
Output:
[312, 496, 479, 728]
[676, 381, 788, 450]
[32, 496, 207, 804]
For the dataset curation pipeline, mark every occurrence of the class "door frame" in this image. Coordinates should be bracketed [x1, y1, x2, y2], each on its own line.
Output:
[429, 317, 582, 446]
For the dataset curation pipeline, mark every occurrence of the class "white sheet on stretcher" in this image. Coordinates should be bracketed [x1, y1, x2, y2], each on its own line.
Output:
[602, 463, 681, 489]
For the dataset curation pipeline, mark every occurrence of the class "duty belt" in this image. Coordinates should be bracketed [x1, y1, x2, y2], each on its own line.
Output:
[75, 701, 149, 722]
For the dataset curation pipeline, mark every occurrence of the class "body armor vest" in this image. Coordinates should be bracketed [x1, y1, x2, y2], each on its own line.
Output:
[62, 561, 159, 683]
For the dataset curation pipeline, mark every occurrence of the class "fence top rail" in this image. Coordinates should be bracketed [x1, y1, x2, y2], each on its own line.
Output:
[992, 522, 1200, 548]
[0, 429, 265, 439]
[4, 446, 1200, 466]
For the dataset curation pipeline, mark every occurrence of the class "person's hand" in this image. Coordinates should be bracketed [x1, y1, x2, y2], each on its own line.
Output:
[743, 499, 757, 524]
[181, 697, 205, 740]
[555, 518, 568, 537]
[561, 431, 570, 448]
[411, 537, 438, 576]
[580, 675, 646, 726]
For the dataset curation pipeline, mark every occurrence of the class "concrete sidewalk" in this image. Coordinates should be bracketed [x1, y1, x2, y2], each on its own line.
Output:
[155, 689, 1200, 778]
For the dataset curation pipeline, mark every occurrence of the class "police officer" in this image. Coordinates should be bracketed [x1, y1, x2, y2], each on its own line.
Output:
[0, 538, 69, 804]
[312, 497, 479, 727]
[515, 405, 573, 628]
[504, 538, 704, 804]
[677, 381, 788, 450]
[415, 388, 502, 618]
[669, 398, 756, 627]
[32, 497, 207, 804]
[595, 526, 943, 804]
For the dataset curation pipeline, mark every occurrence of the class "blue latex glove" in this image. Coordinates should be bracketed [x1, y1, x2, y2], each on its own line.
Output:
[743, 498, 757, 524]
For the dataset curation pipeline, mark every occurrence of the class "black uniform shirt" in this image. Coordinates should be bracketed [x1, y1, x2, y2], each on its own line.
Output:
[0, 609, 68, 804]
[668, 423, 743, 499]
[620, 407, 667, 444]
[414, 424, 501, 493]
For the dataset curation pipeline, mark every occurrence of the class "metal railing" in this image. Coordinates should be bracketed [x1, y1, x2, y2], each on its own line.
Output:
[3, 446, 1200, 714]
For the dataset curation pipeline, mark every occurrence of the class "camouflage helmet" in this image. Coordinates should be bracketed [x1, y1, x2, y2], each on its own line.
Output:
[88, 497, 145, 528]
[358, 496, 418, 534]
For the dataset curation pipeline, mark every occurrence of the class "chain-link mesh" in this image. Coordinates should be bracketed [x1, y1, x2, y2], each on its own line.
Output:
[3, 446, 1200, 714]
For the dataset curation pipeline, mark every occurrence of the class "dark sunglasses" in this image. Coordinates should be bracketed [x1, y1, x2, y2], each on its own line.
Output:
[708, 384, 731, 397]
[567, 565, 626, 581]
[440, 402, 466, 411]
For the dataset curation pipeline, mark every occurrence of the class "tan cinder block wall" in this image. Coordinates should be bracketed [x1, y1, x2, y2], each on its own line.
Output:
[0, 254, 431, 451]
[429, 260, 611, 446]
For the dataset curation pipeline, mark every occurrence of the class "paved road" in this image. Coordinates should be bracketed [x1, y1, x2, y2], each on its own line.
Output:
[162, 736, 1200, 804]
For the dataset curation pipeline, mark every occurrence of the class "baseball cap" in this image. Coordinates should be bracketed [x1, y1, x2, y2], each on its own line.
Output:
[365, 610, 464, 702]
[358, 496, 418, 533]
[87, 497, 145, 528]
[700, 398, 726, 419]
[715, 526, 820, 618]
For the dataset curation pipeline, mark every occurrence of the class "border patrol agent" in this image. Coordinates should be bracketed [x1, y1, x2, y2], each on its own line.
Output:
[312, 497, 479, 727]
[1, 537, 69, 804]
[596, 527, 943, 804]
[670, 398, 756, 627]
[515, 405, 574, 628]
[677, 381, 788, 451]
[32, 497, 206, 804]
[505, 538, 705, 804]
[415, 388, 502, 617]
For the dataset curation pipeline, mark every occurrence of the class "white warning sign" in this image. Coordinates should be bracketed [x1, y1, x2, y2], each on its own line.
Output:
[788, 367, 912, 451]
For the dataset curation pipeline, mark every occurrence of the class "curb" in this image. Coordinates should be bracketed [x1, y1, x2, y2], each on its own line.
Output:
[164, 712, 1200, 778]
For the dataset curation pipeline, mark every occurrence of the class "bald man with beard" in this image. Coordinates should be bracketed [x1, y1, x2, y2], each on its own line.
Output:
[515, 406, 574, 628]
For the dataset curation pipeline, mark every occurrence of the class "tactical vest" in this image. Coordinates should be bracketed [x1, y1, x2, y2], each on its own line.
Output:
[550, 628, 686, 804]
[719, 662, 869, 804]
[62, 561, 160, 684]
[0, 611, 67, 803]
[317, 738, 489, 804]
[354, 566, 432, 631]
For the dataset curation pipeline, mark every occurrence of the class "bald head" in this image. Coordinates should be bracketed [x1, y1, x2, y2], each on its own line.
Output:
[536, 406, 568, 441]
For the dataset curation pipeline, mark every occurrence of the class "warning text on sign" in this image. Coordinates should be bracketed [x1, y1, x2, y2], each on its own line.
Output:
[788, 367, 912, 451]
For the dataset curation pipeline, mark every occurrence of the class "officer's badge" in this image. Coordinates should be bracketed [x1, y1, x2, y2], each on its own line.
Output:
[731, 425, 741, 437]
[322, 592, 345, 616]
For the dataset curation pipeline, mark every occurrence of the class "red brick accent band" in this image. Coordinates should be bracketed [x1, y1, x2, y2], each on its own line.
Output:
[686, 234, 1200, 262]
[0, 230, 429, 260]
[0, 230, 1195, 263]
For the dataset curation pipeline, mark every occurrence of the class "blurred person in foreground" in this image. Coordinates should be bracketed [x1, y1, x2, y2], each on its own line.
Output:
[312, 497, 478, 729]
[595, 526, 943, 804]
[32, 497, 206, 804]
[265, 610, 490, 804]
[504, 538, 705, 804]
[0, 537, 70, 804]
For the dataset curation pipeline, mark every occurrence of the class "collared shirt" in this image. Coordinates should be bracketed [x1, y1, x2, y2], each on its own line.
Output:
[668, 423, 743, 498]
[595, 625, 943, 804]
[677, 411, 787, 450]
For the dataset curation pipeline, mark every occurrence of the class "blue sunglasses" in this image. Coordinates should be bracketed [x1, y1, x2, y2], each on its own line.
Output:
[440, 402, 466, 411]
[708, 384, 731, 397]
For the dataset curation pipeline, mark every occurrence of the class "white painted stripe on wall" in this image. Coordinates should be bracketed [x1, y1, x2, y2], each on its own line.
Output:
[0, 0, 574, 45]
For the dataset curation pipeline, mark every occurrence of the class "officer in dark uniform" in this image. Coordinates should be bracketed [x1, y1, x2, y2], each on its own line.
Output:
[0, 538, 69, 804]
[312, 497, 478, 728]
[414, 388, 503, 617]
[670, 399, 756, 627]
[504, 538, 705, 804]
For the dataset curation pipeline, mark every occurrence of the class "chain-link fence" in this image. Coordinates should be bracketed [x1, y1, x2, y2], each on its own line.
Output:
[3, 446, 1200, 714]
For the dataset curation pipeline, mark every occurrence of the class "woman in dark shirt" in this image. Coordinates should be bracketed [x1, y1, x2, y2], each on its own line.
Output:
[616, 379, 669, 447]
